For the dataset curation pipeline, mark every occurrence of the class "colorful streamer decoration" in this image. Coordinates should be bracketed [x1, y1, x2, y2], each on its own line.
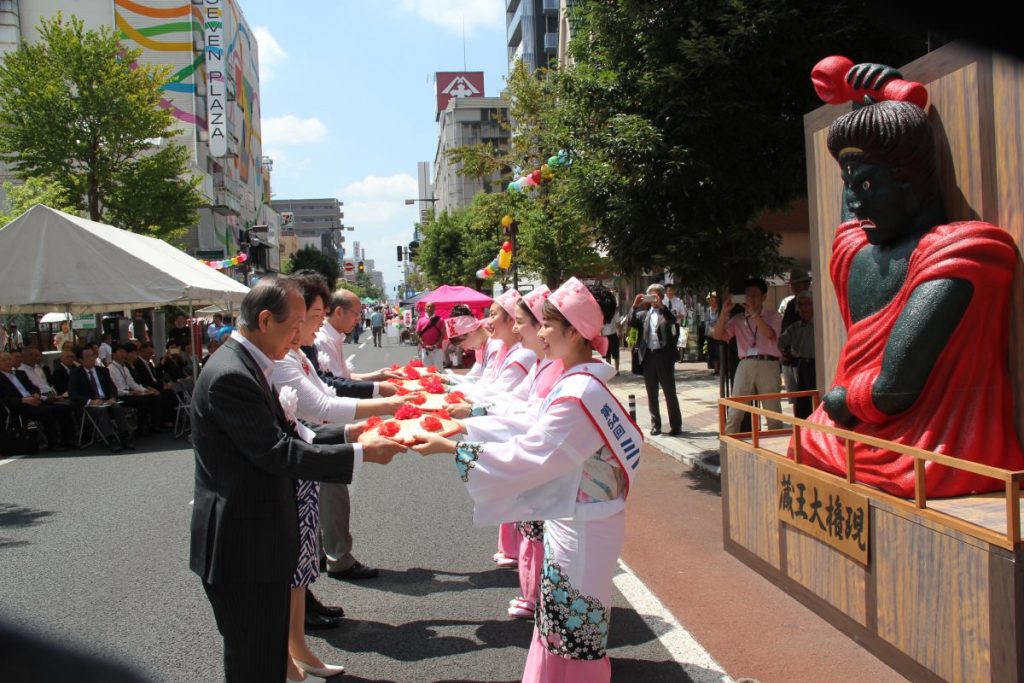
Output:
[202, 252, 249, 270]
[479, 150, 570, 279]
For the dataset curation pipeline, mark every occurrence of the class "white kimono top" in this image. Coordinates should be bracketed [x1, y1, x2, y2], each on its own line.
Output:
[462, 342, 538, 402]
[456, 361, 638, 526]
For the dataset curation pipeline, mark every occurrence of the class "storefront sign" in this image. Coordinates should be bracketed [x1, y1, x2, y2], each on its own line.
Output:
[777, 462, 870, 564]
[204, 0, 227, 157]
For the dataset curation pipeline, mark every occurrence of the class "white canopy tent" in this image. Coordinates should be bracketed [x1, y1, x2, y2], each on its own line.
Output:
[0, 205, 249, 314]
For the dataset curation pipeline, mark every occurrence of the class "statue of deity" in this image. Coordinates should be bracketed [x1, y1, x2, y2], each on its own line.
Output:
[793, 77, 1024, 497]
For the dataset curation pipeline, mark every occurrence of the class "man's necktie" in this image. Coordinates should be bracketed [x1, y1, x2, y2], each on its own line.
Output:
[90, 370, 104, 399]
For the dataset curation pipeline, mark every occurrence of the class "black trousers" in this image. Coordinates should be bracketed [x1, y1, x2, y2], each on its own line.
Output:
[794, 358, 817, 419]
[641, 347, 682, 431]
[202, 579, 290, 683]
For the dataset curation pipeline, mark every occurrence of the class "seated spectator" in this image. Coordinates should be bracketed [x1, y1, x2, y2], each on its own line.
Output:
[68, 347, 133, 452]
[127, 343, 174, 429]
[18, 347, 63, 400]
[108, 343, 161, 434]
[0, 350, 74, 451]
[160, 341, 188, 381]
[50, 349, 78, 397]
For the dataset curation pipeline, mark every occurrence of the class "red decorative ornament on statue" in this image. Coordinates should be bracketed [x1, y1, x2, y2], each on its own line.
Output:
[811, 55, 928, 109]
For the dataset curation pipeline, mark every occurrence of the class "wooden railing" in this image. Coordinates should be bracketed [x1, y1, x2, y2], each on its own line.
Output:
[718, 391, 1024, 550]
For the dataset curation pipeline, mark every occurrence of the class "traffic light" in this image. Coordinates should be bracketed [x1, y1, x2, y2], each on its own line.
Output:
[397, 245, 404, 262]
[358, 261, 365, 273]
[408, 240, 420, 259]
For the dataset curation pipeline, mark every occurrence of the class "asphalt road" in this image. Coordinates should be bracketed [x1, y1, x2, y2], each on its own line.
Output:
[0, 334, 689, 682]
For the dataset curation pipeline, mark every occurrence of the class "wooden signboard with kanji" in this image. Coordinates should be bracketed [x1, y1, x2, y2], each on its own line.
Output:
[777, 462, 869, 564]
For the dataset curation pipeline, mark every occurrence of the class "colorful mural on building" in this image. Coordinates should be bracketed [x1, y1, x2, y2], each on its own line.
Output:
[112, 0, 266, 253]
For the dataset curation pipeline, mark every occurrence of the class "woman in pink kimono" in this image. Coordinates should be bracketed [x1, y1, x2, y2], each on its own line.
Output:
[415, 278, 642, 682]
[461, 286, 563, 620]
[446, 292, 538, 566]
[444, 304, 502, 381]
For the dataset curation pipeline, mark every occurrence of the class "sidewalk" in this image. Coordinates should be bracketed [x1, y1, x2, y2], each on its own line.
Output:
[607, 361, 733, 476]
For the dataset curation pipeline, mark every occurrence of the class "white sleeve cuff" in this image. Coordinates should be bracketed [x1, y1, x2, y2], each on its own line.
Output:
[351, 443, 363, 484]
[372, 382, 381, 398]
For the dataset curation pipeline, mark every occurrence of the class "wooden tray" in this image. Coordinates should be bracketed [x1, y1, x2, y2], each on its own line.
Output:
[367, 417, 462, 445]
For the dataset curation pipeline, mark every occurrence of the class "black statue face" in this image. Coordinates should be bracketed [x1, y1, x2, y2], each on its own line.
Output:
[840, 154, 915, 246]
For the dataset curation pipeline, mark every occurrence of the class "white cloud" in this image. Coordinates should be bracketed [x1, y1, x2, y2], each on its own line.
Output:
[253, 26, 288, 82]
[262, 115, 327, 147]
[333, 174, 420, 294]
[338, 173, 419, 225]
[398, 0, 504, 35]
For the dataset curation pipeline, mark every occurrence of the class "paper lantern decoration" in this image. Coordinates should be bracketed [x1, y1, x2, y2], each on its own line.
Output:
[498, 248, 512, 270]
[501, 215, 513, 227]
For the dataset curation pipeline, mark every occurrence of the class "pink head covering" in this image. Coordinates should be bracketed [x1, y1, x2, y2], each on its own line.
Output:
[522, 285, 551, 322]
[495, 289, 522, 318]
[445, 315, 484, 339]
[548, 277, 609, 356]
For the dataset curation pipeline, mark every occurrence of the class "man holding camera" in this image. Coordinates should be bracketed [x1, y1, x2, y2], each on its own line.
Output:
[631, 284, 683, 436]
[711, 277, 784, 434]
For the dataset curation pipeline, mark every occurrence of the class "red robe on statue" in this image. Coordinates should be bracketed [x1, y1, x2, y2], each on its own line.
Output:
[793, 220, 1024, 497]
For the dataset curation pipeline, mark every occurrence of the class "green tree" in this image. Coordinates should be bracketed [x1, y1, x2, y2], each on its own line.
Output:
[416, 203, 498, 287]
[549, 0, 925, 289]
[0, 176, 79, 227]
[444, 61, 606, 287]
[284, 245, 340, 290]
[0, 14, 204, 240]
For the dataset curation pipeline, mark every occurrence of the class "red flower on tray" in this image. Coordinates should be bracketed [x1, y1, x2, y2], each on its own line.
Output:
[445, 391, 466, 404]
[390, 363, 401, 370]
[404, 366, 422, 380]
[408, 359, 424, 368]
[426, 365, 439, 373]
[433, 409, 452, 420]
[420, 415, 443, 432]
[421, 378, 446, 394]
[394, 404, 423, 420]
[395, 386, 410, 396]
[407, 392, 427, 405]
[365, 416, 383, 428]
[377, 420, 400, 437]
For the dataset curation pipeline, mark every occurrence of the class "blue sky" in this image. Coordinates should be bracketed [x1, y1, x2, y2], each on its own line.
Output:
[241, 0, 510, 294]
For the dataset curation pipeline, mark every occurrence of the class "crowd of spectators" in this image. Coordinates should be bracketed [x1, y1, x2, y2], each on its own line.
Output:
[1, 311, 232, 456]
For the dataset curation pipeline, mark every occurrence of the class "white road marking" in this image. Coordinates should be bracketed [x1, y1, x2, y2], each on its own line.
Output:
[0, 456, 25, 467]
[189, 499, 194, 505]
[614, 559, 732, 682]
[359, 343, 366, 349]
[348, 355, 357, 364]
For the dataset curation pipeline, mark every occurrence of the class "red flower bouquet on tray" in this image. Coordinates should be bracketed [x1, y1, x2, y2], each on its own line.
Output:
[377, 420, 400, 437]
[407, 392, 427, 405]
[420, 415, 443, 432]
[445, 391, 466, 404]
[394, 404, 423, 420]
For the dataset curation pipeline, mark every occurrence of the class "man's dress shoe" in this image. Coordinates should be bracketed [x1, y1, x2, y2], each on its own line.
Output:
[327, 561, 379, 580]
[303, 611, 341, 631]
[306, 590, 345, 618]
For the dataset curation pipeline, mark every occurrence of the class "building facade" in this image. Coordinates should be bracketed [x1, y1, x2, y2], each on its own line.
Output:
[506, 0, 559, 73]
[269, 198, 346, 265]
[433, 96, 510, 215]
[1, 0, 280, 281]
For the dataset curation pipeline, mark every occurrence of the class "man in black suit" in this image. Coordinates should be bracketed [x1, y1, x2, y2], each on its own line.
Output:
[128, 342, 174, 428]
[68, 346, 133, 452]
[49, 349, 77, 396]
[631, 284, 684, 436]
[189, 276, 405, 683]
[0, 351, 74, 450]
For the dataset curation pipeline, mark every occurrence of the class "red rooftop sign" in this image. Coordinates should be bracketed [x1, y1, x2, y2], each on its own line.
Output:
[436, 72, 485, 112]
